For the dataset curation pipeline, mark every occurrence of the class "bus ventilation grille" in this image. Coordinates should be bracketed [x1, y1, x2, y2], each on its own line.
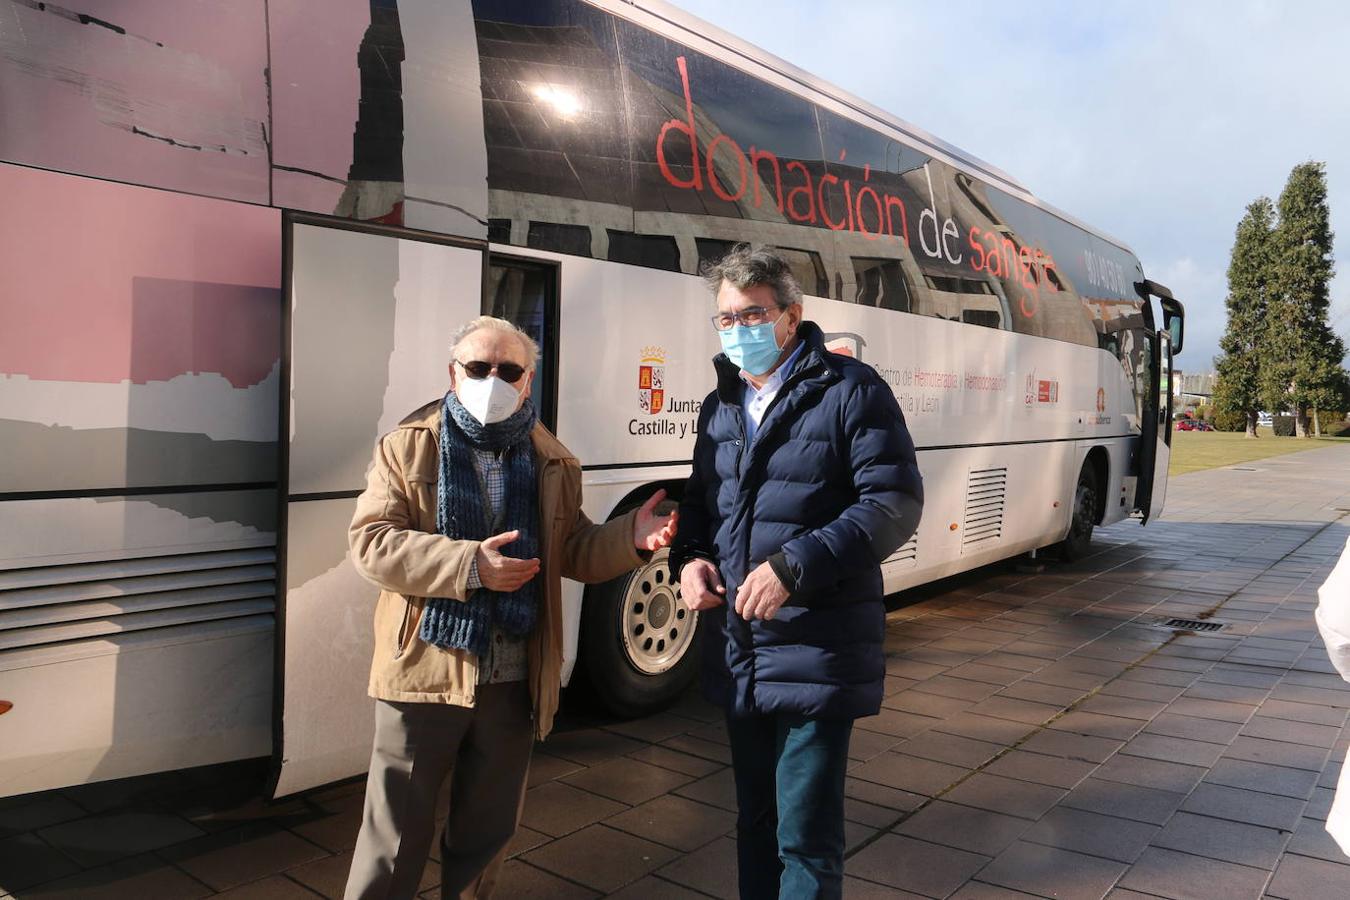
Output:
[962, 467, 1007, 549]
[0, 547, 277, 654]
[889, 536, 919, 566]
[1157, 618, 1226, 633]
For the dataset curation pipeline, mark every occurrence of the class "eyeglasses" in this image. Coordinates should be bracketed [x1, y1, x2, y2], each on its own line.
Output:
[710, 305, 783, 332]
[455, 359, 528, 383]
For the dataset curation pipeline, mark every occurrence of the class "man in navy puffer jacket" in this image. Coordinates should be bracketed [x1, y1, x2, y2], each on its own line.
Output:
[670, 245, 923, 900]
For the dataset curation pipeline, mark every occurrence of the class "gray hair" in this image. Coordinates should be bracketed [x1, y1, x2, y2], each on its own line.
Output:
[700, 244, 803, 308]
[449, 315, 539, 369]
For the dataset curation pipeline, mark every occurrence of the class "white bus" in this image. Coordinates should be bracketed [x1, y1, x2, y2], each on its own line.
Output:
[0, 0, 1183, 799]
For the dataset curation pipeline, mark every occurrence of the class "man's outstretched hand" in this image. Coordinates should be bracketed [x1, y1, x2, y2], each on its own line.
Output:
[634, 489, 678, 551]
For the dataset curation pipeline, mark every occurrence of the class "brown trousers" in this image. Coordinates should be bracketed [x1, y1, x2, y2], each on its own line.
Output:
[343, 682, 534, 900]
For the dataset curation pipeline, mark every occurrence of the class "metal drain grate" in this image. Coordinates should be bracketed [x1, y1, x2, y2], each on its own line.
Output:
[1158, 617, 1226, 632]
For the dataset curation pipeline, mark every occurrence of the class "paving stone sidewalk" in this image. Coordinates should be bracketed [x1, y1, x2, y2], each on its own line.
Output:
[4, 443, 1350, 899]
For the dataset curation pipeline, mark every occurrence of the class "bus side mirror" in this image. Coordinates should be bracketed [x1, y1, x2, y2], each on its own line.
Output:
[1166, 316, 1182, 352]
[1160, 297, 1184, 355]
[1135, 280, 1185, 356]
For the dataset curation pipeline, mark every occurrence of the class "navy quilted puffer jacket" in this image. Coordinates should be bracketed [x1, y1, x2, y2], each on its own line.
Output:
[670, 321, 923, 720]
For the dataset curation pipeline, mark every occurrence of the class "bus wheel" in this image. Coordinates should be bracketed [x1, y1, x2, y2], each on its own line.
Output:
[1059, 465, 1099, 561]
[581, 547, 701, 718]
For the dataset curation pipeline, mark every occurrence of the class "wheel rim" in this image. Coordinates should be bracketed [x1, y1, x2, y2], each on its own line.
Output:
[618, 548, 698, 675]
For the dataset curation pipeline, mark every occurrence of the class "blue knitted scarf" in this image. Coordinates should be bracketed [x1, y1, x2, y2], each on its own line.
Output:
[418, 390, 539, 657]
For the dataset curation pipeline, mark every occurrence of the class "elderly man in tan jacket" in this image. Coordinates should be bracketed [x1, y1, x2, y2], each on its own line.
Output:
[344, 316, 676, 900]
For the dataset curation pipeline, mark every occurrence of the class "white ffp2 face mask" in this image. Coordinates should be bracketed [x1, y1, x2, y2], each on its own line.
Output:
[456, 375, 522, 425]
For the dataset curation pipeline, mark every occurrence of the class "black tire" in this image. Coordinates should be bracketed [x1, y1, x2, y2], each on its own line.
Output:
[1058, 464, 1099, 561]
[581, 546, 702, 718]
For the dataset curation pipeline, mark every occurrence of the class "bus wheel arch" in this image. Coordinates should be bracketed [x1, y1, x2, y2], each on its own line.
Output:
[580, 479, 701, 718]
[1059, 448, 1107, 560]
[607, 479, 686, 516]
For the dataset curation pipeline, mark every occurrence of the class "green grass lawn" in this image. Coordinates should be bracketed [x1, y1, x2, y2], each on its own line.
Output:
[1169, 427, 1350, 476]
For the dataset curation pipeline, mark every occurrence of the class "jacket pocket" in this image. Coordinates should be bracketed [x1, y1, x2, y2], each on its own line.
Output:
[405, 472, 438, 532]
[393, 598, 418, 660]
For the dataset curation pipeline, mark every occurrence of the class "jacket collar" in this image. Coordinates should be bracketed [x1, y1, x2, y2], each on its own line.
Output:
[713, 320, 839, 404]
[397, 397, 574, 462]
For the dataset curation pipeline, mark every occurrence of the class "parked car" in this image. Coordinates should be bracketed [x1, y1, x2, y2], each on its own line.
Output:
[1258, 411, 1274, 428]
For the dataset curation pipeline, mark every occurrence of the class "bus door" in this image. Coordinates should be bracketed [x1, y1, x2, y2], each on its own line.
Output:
[484, 255, 559, 431]
[1138, 331, 1174, 522]
[271, 214, 487, 798]
[1133, 281, 1183, 524]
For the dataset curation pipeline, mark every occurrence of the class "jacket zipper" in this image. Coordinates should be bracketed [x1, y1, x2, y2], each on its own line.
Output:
[734, 408, 747, 471]
[733, 358, 830, 575]
[732, 408, 753, 579]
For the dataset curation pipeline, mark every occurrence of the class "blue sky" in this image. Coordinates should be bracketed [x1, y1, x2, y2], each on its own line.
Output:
[674, 0, 1350, 373]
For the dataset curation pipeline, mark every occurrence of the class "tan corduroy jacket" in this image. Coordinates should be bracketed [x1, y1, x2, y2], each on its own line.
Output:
[349, 399, 643, 739]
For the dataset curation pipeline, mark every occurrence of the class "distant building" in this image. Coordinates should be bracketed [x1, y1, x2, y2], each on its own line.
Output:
[1176, 371, 1216, 404]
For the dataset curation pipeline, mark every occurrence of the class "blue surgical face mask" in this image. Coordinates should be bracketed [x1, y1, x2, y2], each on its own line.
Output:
[718, 320, 784, 376]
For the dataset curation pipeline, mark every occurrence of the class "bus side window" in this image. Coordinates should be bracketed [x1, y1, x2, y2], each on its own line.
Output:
[769, 246, 830, 298]
[608, 230, 681, 272]
[922, 274, 1005, 329]
[851, 257, 911, 312]
[695, 238, 737, 273]
[962, 309, 1001, 329]
[528, 221, 592, 258]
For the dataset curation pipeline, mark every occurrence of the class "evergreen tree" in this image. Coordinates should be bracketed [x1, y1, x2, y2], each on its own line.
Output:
[1261, 161, 1347, 436]
[1213, 198, 1274, 437]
